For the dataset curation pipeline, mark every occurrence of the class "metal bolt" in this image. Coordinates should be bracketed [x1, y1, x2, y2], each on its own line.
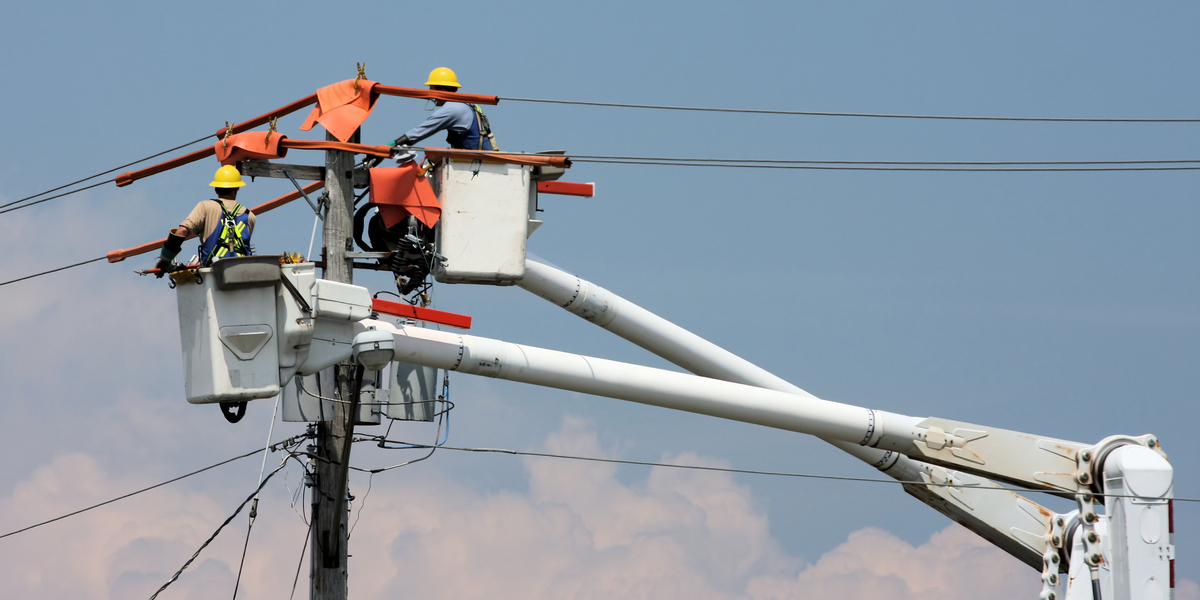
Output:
[1047, 593, 1056, 600]
[1051, 535, 1061, 546]
[1147, 439, 1156, 449]
[1090, 553, 1103, 564]
[1087, 532, 1099, 543]
[1049, 574, 1058, 585]
[1077, 472, 1090, 484]
[1056, 517, 1065, 527]
[1050, 554, 1059, 564]
[1084, 512, 1097, 524]
[1081, 450, 1092, 462]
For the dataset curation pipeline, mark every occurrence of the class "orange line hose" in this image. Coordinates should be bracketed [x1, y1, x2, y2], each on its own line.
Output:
[212, 94, 319, 139]
[115, 146, 216, 187]
[279, 139, 393, 157]
[374, 85, 499, 105]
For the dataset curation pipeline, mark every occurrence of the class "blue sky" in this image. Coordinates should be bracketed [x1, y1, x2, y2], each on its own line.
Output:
[0, 2, 1196, 598]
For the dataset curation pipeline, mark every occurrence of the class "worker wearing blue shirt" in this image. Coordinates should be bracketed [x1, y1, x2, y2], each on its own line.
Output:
[391, 67, 497, 151]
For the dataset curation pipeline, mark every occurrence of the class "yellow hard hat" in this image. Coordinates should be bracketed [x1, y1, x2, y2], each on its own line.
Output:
[424, 67, 461, 88]
[210, 165, 246, 188]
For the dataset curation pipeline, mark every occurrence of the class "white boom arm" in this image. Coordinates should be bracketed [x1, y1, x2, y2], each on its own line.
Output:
[517, 257, 1054, 568]
[351, 318, 1172, 600]
[512, 259, 1176, 599]
[172, 257, 1174, 599]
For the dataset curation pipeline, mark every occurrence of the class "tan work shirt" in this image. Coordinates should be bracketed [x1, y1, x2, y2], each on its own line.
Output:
[179, 199, 256, 242]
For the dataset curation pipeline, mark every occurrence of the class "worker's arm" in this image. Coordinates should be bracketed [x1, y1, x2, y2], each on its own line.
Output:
[155, 227, 188, 277]
[156, 202, 208, 276]
[401, 105, 458, 144]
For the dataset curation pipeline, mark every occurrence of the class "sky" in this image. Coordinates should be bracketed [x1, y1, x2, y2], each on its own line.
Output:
[0, 1, 1197, 599]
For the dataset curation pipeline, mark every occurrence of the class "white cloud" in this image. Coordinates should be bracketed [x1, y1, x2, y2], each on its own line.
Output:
[346, 417, 1039, 599]
[1, 419, 1060, 599]
[746, 525, 1038, 600]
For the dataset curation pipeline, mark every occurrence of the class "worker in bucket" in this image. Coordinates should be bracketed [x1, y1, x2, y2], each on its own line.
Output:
[155, 165, 256, 276]
[390, 67, 498, 151]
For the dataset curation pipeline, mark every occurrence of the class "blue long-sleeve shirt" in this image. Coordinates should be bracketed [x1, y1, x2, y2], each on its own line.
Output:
[404, 102, 493, 150]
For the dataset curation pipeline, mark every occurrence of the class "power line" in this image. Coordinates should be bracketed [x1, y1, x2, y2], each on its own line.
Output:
[502, 96, 1200, 123]
[572, 154, 1200, 167]
[0, 180, 114, 216]
[0, 437, 305, 541]
[574, 158, 1200, 172]
[0, 256, 106, 288]
[149, 461, 289, 600]
[0, 134, 212, 214]
[367, 441, 1200, 504]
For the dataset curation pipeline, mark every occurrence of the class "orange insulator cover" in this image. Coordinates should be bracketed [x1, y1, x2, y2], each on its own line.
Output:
[213, 94, 319, 139]
[369, 163, 442, 229]
[299, 79, 380, 142]
[215, 131, 289, 165]
[373, 84, 499, 106]
[115, 146, 218, 187]
[279, 139, 393, 157]
[423, 148, 572, 168]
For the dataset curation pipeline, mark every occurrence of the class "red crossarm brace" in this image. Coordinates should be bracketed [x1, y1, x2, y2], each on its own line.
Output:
[537, 181, 594, 197]
[371, 298, 473, 329]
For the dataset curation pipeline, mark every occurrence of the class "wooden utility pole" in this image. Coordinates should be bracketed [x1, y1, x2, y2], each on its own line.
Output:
[311, 131, 358, 600]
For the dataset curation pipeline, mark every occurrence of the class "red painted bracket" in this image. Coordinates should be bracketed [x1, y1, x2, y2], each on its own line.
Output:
[537, 181, 594, 197]
[371, 298, 472, 329]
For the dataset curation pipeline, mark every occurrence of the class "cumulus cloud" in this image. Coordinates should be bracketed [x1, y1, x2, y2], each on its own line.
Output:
[746, 525, 1038, 600]
[2, 419, 1070, 599]
[346, 417, 1040, 599]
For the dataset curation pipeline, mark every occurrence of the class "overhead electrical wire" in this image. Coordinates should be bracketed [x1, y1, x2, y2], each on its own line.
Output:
[364, 440, 1200, 504]
[0, 180, 115, 216]
[0, 256, 106, 288]
[0, 436, 305, 541]
[573, 158, 1200, 172]
[148, 460, 290, 600]
[0, 134, 212, 214]
[502, 96, 1200, 123]
[572, 155, 1200, 167]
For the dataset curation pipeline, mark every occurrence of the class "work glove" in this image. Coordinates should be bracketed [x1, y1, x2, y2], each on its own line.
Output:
[389, 135, 414, 155]
[155, 229, 187, 277]
[154, 257, 174, 278]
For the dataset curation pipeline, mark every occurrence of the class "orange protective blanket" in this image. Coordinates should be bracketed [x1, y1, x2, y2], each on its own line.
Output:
[423, 148, 572, 168]
[215, 131, 288, 165]
[299, 79, 380, 142]
[369, 163, 441, 229]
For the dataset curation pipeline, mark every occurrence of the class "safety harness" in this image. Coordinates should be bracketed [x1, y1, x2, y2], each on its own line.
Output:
[200, 200, 252, 266]
[471, 104, 499, 151]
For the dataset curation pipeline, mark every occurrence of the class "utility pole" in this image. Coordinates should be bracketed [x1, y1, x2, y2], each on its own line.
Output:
[311, 130, 358, 600]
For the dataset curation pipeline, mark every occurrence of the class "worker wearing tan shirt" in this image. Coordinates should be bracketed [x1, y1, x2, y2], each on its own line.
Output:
[156, 166, 257, 275]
